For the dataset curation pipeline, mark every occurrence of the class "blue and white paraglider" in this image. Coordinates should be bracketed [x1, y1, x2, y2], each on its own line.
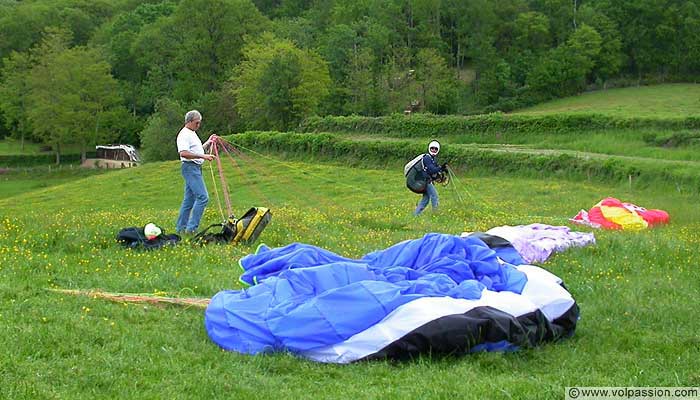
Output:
[205, 233, 578, 363]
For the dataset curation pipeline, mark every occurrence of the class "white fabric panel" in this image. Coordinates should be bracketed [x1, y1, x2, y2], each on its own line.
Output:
[517, 267, 574, 321]
[303, 296, 488, 363]
[303, 268, 575, 363]
[516, 264, 563, 285]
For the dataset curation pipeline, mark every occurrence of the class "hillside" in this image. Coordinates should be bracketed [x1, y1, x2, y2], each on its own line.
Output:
[513, 83, 700, 118]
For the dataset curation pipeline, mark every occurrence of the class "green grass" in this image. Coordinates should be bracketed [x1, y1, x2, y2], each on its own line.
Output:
[1, 154, 699, 399]
[449, 129, 700, 162]
[514, 83, 700, 118]
[0, 137, 47, 155]
[0, 137, 89, 157]
[0, 166, 106, 198]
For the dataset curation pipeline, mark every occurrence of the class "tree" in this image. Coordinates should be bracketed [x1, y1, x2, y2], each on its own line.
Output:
[577, 6, 623, 86]
[54, 46, 125, 161]
[346, 47, 381, 115]
[318, 23, 356, 114]
[476, 59, 516, 107]
[24, 29, 126, 163]
[528, 0, 574, 45]
[232, 34, 331, 130]
[132, 0, 271, 106]
[526, 24, 601, 100]
[0, 51, 33, 150]
[318, 21, 392, 116]
[594, 0, 671, 79]
[196, 85, 243, 135]
[679, 1, 700, 76]
[138, 97, 184, 162]
[414, 48, 458, 114]
[22, 29, 72, 164]
[514, 12, 551, 51]
[410, 0, 444, 52]
[0, 0, 122, 63]
[272, 16, 317, 49]
[0, 2, 54, 63]
[90, 1, 177, 116]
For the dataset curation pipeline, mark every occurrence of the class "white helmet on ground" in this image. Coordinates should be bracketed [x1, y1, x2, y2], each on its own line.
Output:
[428, 140, 440, 156]
[144, 223, 162, 240]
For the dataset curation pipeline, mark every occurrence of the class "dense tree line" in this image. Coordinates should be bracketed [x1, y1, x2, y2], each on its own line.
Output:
[1, 0, 699, 161]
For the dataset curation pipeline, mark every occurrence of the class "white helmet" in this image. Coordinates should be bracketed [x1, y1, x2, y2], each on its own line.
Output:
[144, 223, 162, 240]
[428, 140, 440, 156]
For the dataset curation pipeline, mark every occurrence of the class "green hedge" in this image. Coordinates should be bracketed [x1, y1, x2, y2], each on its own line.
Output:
[0, 153, 94, 167]
[642, 131, 700, 147]
[300, 113, 700, 137]
[226, 131, 700, 194]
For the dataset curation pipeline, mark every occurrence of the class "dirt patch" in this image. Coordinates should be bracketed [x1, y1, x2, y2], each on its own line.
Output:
[81, 158, 140, 169]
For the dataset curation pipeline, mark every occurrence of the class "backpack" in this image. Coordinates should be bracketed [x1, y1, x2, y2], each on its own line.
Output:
[404, 154, 428, 194]
[194, 207, 271, 245]
[116, 226, 180, 250]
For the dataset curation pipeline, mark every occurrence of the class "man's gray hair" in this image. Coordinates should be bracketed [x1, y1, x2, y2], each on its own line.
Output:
[185, 110, 202, 123]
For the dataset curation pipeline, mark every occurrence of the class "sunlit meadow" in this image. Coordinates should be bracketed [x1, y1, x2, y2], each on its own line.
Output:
[1, 154, 698, 399]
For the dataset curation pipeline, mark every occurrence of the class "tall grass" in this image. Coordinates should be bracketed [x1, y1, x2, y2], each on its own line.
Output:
[1, 155, 698, 399]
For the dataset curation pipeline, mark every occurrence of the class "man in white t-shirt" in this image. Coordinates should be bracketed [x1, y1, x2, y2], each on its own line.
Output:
[175, 110, 218, 234]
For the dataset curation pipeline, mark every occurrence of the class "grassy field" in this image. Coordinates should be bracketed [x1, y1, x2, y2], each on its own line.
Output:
[0, 166, 106, 198]
[1, 152, 698, 399]
[348, 130, 700, 163]
[513, 83, 700, 117]
[0, 137, 87, 156]
[0, 137, 46, 155]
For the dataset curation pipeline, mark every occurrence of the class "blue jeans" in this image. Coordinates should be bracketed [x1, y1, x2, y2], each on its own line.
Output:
[176, 162, 209, 233]
[414, 183, 438, 216]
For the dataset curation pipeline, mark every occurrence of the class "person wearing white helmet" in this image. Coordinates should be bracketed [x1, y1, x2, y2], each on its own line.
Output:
[413, 140, 448, 216]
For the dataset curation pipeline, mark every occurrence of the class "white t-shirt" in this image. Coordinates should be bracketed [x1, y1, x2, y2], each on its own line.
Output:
[176, 127, 205, 165]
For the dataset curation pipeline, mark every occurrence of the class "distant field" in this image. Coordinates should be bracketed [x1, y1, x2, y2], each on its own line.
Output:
[513, 83, 700, 118]
[0, 137, 85, 156]
[0, 138, 46, 155]
[0, 166, 106, 198]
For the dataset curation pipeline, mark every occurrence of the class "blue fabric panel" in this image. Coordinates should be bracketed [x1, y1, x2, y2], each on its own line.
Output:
[205, 233, 529, 355]
[239, 243, 355, 285]
[493, 246, 525, 266]
[470, 340, 520, 353]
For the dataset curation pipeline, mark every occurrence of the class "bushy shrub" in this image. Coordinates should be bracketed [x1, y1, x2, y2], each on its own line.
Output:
[300, 113, 700, 137]
[138, 98, 184, 162]
[641, 131, 700, 148]
[0, 153, 92, 167]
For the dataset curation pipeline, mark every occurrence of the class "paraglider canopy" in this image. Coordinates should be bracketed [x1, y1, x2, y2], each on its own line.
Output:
[570, 198, 669, 230]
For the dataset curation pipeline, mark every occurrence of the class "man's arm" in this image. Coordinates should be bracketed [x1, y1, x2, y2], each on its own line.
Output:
[179, 150, 215, 161]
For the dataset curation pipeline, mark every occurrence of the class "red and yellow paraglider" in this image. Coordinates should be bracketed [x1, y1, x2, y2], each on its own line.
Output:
[571, 197, 669, 230]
